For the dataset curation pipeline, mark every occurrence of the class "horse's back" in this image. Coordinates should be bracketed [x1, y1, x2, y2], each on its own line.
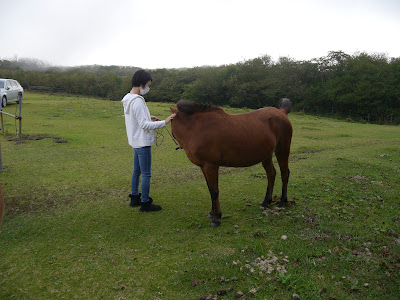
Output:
[231, 107, 292, 139]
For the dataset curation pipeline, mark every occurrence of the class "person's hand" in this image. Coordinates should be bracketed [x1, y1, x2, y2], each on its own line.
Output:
[151, 116, 160, 121]
[165, 113, 176, 124]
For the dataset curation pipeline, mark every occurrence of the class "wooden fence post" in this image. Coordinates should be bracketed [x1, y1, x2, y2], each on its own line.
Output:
[0, 142, 2, 171]
[0, 184, 4, 226]
[1, 113, 4, 134]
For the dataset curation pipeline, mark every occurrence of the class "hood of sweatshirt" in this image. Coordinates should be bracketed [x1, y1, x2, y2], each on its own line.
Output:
[121, 93, 143, 114]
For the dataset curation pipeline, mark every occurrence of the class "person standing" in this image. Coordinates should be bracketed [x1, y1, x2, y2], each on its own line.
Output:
[122, 70, 175, 212]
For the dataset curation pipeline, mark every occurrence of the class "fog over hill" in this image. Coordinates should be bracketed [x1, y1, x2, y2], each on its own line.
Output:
[0, 57, 191, 75]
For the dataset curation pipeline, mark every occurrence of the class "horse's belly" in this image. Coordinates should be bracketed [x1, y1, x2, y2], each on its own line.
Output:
[220, 153, 268, 167]
[218, 142, 273, 167]
[221, 161, 260, 167]
[186, 132, 275, 167]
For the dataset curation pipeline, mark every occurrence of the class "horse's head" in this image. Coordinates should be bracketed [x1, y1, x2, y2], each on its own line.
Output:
[170, 106, 180, 127]
[169, 105, 184, 146]
[170, 100, 224, 135]
[169, 102, 190, 127]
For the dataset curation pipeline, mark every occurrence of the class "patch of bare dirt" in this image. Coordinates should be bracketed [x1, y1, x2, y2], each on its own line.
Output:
[7, 134, 68, 143]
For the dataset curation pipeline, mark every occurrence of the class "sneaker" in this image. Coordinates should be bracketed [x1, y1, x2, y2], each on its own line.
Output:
[139, 197, 162, 212]
[129, 193, 141, 207]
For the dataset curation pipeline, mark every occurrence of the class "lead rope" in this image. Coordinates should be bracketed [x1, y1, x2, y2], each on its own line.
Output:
[155, 126, 182, 150]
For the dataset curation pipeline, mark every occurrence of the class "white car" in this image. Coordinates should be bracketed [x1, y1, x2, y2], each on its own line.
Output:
[0, 78, 24, 107]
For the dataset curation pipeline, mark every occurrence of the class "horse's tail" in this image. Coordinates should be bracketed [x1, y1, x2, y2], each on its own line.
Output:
[277, 98, 292, 114]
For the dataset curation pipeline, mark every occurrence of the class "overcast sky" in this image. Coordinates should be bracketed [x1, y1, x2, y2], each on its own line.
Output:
[2, 0, 400, 69]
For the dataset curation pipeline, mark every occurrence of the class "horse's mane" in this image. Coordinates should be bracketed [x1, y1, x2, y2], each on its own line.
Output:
[177, 100, 223, 115]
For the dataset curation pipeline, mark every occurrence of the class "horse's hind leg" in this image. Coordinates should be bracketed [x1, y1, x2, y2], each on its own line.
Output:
[261, 155, 276, 208]
[275, 151, 290, 207]
[201, 164, 221, 228]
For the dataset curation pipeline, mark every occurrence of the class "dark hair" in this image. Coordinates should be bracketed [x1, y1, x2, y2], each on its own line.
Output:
[131, 70, 152, 88]
[176, 100, 223, 115]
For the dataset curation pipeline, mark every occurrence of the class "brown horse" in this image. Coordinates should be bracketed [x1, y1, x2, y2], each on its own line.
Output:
[170, 99, 293, 227]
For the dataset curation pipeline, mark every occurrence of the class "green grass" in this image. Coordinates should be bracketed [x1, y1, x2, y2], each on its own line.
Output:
[1, 92, 399, 299]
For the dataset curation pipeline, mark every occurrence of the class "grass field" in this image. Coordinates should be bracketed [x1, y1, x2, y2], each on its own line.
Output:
[0, 92, 399, 299]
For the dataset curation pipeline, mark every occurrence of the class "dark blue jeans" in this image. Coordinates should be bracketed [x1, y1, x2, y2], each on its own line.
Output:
[131, 146, 152, 202]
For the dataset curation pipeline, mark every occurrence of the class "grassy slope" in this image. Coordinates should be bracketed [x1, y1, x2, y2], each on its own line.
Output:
[0, 92, 399, 299]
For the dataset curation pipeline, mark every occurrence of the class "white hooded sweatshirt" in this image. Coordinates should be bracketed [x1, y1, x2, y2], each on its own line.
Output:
[121, 93, 166, 148]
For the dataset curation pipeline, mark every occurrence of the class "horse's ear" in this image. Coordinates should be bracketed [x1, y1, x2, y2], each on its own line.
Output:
[170, 107, 178, 114]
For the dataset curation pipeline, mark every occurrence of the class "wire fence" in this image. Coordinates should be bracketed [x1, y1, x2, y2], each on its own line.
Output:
[300, 106, 399, 125]
[27, 86, 66, 93]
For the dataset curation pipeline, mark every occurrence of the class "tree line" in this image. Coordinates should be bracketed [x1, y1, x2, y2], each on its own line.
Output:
[1, 51, 399, 124]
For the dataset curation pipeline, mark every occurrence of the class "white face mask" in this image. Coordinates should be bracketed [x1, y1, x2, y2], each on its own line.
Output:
[140, 86, 150, 95]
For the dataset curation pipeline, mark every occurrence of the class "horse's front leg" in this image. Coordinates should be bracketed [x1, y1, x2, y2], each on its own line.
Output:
[201, 164, 221, 228]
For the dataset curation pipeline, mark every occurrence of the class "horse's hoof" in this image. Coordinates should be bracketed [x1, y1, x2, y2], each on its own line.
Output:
[261, 196, 273, 207]
[278, 200, 287, 207]
[210, 220, 221, 228]
[261, 199, 272, 208]
[207, 213, 213, 219]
